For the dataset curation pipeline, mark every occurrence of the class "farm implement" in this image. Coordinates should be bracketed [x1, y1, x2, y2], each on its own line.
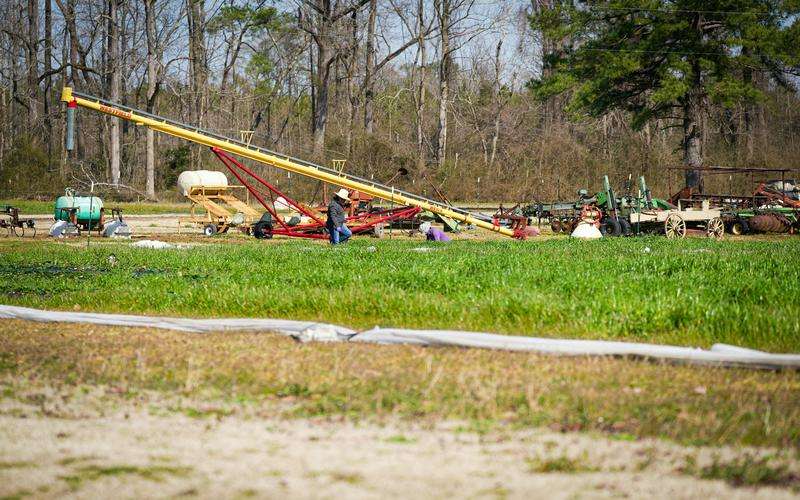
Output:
[527, 175, 725, 239]
[0, 205, 36, 237]
[666, 167, 800, 235]
[210, 148, 421, 239]
[61, 87, 528, 239]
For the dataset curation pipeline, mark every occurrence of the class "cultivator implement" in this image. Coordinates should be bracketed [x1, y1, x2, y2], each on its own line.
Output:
[61, 87, 524, 239]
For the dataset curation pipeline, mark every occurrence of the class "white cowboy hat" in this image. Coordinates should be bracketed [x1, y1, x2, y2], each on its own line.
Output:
[418, 222, 431, 235]
[334, 188, 350, 201]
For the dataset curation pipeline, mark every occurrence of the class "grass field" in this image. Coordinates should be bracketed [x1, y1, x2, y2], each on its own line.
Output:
[1, 237, 799, 352]
[0, 198, 190, 215]
[2, 236, 800, 451]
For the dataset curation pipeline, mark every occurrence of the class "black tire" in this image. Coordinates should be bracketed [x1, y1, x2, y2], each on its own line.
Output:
[600, 217, 622, 237]
[252, 221, 273, 239]
[618, 218, 632, 236]
[730, 219, 749, 236]
[203, 224, 218, 237]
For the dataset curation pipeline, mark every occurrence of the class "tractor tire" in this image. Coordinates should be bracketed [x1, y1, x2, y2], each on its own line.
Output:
[203, 224, 218, 237]
[619, 218, 632, 236]
[730, 219, 749, 236]
[600, 217, 622, 237]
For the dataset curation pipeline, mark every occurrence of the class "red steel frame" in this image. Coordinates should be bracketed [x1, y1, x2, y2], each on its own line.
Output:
[211, 147, 421, 239]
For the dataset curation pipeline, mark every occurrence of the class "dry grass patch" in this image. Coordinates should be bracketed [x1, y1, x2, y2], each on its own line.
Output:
[1, 320, 799, 449]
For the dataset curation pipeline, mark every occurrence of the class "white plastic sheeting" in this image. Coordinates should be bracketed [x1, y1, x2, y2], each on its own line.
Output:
[0, 305, 354, 342]
[2, 304, 799, 370]
[353, 328, 800, 370]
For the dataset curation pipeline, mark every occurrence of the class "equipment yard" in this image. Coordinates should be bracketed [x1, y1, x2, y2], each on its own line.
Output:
[4, 0, 800, 496]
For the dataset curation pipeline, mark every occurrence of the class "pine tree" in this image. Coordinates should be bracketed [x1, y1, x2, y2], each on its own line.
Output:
[530, 1, 800, 189]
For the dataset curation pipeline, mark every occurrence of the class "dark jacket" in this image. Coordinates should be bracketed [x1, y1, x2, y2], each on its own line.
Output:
[327, 198, 346, 227]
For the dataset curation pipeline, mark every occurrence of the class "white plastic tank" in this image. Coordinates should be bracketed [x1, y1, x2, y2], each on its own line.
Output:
[177, 170, 228, 195]
[571, 222, 603, 239]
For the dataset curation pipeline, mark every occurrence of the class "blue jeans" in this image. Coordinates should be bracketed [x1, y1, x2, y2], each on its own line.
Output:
[329, 224, 352, 245]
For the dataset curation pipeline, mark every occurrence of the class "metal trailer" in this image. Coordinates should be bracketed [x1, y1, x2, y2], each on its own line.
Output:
[179, 183, 262, 236]
[627, 176, 725, 239]
[60, 87, 527, 239]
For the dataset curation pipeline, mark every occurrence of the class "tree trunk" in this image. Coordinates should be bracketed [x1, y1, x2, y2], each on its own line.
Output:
[489, 39, 502, 169]
[26, 0, 40, 131]
[363, 0, 377, 134]
[415, 0, 426, 172]
[187, 0, 207, 169]
[346, 9, 358, 156]
[108, 0, 121, 186]
[682, 66, 703, 191]
[44, 0, 53, 166]
[144, 0, 158, 198]
[435, 0, 451, 168]
[313, 41, 331, 158]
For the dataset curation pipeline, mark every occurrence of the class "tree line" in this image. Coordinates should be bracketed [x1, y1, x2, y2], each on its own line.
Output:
[1, 0, 798, 204]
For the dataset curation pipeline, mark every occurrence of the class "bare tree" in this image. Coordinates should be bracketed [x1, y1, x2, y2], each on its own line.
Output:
[298, 0, 369, 158]
[144, 0, 158, 197]
[26, 0, 40, 130]
[187, 0, 207, 168]
[107, 0, 122, 186]
[414, 0, 426, 171]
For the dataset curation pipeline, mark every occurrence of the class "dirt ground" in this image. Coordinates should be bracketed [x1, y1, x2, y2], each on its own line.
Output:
[1, 385, 798, 500]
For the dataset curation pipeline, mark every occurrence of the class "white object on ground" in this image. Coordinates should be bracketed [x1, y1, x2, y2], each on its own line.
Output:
[353, 327, 800, 370]
[132, 240, 178, 249]
[0, 304, 355, 341]
[103, 220, 131, 238]
[48, 220, 69, 237]
[177, 170, 228, 196]
[1, 304, 799, 370]
[571, 222, 602, 239]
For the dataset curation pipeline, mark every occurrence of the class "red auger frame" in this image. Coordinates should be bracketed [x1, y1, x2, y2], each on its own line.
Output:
[210, 147, 421, 240]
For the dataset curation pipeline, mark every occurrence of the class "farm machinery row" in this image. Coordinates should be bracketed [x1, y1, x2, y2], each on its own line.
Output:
[514, 169, 800, 238]
[521, 175, 726, 239]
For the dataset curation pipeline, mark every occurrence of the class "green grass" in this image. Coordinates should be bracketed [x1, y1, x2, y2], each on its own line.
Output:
[526, 454, 598, 473]
[0, 199, 190, 215]
[60, 464, 192, 490]
[1, 237, 799, 352]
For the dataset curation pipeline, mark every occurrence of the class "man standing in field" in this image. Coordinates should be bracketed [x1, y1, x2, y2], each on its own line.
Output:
[419, 222, 451, 242]
[327, 189, 352, 245]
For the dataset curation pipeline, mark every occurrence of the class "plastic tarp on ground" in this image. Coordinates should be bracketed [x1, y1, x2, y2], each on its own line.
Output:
[2, 304, 799, 370]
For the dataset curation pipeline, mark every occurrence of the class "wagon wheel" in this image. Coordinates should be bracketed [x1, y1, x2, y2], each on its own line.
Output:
[11, 225, 24, 237]
[706, 217, 724, 240]
[664, 214, 686, 239]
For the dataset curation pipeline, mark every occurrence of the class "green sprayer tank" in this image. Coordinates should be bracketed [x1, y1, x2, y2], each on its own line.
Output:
[54, 188, 103, 225]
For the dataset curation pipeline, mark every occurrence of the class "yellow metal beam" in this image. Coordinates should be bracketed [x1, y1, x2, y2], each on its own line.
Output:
[61, 87, 517, 238]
